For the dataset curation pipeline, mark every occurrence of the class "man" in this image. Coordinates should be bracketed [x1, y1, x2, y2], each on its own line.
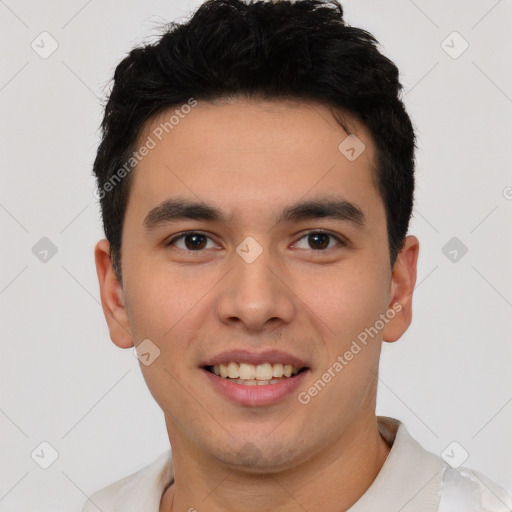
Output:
[87, 0, 512, 510]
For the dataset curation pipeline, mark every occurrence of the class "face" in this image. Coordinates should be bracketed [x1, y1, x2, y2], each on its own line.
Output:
[95, 98, 418, 473]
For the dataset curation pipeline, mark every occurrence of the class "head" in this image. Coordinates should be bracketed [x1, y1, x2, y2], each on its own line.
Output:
[94, 0, 419, 473]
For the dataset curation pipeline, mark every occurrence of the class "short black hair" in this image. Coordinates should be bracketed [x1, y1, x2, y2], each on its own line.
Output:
[93, 0, 416, 282]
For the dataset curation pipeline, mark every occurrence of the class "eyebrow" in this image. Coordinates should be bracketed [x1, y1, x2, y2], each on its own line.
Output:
[143, 197, 366, 230]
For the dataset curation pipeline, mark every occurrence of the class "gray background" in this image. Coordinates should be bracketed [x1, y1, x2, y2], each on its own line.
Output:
[0, 0, 511, 510]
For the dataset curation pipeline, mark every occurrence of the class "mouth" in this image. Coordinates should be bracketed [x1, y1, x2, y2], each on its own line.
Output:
[199, 350, 311, 406]
[203, 362, 309, 386]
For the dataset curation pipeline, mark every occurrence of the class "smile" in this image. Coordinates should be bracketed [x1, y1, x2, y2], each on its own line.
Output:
[206, 362, 304, 386]
[203, 362, 310, 406]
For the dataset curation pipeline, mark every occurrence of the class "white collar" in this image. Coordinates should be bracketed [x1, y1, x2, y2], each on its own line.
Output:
[347, 416, 444, 511]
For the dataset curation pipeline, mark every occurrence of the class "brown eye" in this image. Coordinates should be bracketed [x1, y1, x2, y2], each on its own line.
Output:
[166, 232, 216, 251]
[183, 234, 207, 250]
[294, 231, 344, 251]
[307, 233, 330, 250]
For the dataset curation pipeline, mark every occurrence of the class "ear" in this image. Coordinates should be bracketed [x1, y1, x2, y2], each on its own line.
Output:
[382, 235, 419, 343]
[94, 239, 134, 348]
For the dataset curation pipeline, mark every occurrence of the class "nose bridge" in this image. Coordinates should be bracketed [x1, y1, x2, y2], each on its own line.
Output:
[216, 238, 295, 330]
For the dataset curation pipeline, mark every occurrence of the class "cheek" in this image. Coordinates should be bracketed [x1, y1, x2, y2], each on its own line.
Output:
[123, 257, 203, 339]
[124, 274, 205, 416]
[301, 267, 387, 415]
[300, 263, 390, 348]
[123, 263, 217, 390]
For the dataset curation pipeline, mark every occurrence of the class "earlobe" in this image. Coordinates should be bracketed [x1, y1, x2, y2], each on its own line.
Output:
[382, 235, 420, 343]
[94, 239, 134, 349]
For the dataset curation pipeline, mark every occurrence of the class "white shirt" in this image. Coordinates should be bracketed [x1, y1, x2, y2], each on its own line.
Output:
[82, 417, 512, 512]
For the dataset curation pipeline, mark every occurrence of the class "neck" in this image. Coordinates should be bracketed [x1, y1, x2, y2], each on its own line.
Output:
[160, 414, 391, 512]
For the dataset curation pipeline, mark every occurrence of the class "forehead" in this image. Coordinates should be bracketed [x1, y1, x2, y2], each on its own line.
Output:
[126, 98, 383, 230]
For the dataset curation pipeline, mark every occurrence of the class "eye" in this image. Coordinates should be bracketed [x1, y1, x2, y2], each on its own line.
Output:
[165, 230, 346, 252]
[294, 231, 345, 251]
[165, 231, 218, 251]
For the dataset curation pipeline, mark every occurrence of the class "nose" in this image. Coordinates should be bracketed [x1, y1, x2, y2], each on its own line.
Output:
[215, 245, 296, 332]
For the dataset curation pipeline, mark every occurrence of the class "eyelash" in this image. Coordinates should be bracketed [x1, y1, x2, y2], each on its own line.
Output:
[165, 230, 347, 252]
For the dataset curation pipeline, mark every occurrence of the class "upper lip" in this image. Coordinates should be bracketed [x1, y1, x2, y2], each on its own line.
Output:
[200, 349, 310, 369]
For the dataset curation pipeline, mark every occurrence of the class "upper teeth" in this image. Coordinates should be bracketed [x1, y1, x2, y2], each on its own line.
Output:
[213, 362, 300, 380]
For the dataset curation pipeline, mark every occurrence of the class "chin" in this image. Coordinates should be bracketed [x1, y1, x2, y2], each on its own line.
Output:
[208, 436, 312, 474]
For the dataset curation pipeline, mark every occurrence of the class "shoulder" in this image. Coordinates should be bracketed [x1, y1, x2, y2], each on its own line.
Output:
[377, 417, 512, 512]
[82, 450, 173, 512]
[439, 466, 512, 512]
[82, 471, 139, 512]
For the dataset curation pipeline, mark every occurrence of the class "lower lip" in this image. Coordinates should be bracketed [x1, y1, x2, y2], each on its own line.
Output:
[202, 368, 310, 407]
